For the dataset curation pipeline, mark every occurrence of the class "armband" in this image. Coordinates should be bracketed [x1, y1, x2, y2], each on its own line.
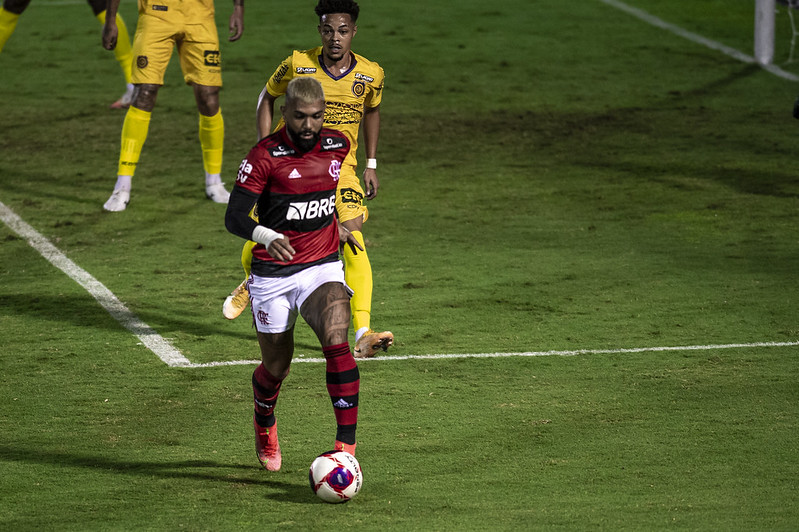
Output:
[252, 225, 284, 247]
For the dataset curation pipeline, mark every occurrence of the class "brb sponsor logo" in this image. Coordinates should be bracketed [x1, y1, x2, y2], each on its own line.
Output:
[286, 195, 336, 221]
[237, 159, 253, 183]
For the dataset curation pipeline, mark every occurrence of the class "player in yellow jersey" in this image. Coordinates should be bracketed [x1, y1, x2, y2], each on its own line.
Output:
[222, 0, 393, 359]
[0, 0, 134, 108]
[100, 0, 244, 212]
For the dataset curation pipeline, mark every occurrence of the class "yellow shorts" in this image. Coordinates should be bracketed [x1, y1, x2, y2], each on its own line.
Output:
[131, 13, 222, 87]
[336, 164, 369, 224]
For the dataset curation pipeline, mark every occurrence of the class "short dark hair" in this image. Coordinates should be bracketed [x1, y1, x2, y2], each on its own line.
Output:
[315, 0, 359, 23]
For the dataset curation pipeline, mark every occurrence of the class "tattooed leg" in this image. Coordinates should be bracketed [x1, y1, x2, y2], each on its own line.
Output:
[301, 282, 351, 348]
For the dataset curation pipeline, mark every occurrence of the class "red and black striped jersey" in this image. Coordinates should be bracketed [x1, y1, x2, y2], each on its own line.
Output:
[234, 127, 350, 276]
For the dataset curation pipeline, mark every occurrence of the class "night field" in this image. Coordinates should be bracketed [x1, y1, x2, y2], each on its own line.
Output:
[1, 0, 798, 529]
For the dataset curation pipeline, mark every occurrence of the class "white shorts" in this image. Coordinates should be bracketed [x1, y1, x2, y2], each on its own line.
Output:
[249, 261, 350, 334]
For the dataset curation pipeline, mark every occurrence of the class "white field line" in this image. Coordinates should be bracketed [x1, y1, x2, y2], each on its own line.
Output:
[0, 201, 192, 368]
[188, 341, 799, 368]
[2, 202, 797, 369]
[597, 0, 799, 82]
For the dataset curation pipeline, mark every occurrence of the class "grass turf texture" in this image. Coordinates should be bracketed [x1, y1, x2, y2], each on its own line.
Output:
[1, 0, 798, 529]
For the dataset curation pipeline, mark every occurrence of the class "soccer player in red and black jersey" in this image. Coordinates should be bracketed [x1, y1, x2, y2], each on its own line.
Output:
[225, 77, 363, 472]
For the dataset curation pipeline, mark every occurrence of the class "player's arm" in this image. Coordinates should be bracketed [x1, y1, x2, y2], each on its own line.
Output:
[229, 0, 244, 42]
[102, 0, 121, 50]
[256, 87, 278, 140]
[362, 104, 381, 200]
[225, 188, 295, 262]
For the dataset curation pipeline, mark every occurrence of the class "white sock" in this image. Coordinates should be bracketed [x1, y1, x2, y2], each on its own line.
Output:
[205, 172, 222, 186]
[114, 175, 132, 191]
[355, 327, 369, 342]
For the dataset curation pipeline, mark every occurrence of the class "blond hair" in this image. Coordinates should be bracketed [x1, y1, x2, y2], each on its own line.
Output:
[285, 77, 325, 106]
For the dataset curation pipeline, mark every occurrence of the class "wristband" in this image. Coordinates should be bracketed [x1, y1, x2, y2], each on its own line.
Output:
[252, 225, 284, 247]
[366, 158, 377, 170]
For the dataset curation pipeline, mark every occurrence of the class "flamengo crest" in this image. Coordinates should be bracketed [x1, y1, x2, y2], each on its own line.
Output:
[329, 160, 341, 181]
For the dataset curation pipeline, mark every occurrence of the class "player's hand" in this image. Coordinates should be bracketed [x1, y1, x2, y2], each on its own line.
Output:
[229, 5, 244, 42]
[102, 23, 118, 50]
[338, 223, 364, 255]
[267, 237, 295, 262]
[363, 168, 379, 200]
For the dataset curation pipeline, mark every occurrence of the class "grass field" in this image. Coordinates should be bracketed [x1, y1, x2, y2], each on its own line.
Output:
[1, 0, 798, 529]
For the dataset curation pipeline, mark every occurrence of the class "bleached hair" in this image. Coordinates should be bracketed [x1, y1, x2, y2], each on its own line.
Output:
[285, 77, 325, 106]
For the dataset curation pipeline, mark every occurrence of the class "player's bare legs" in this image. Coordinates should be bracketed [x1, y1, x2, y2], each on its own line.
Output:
[301, 282, 351, 347]
[301, 282, 360, 454]
[193, 83, 229, 203]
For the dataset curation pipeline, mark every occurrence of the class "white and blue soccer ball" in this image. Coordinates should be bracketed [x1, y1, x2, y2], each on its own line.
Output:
[308, 450, 363, 503]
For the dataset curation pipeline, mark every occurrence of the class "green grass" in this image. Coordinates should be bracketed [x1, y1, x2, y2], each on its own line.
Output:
[1, 0, 798, 529]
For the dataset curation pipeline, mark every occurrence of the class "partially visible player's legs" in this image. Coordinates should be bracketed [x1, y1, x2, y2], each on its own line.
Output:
[251, 277, 295, 472]
[223, 240, 256, 319]
[341, 221, 373, 336]
[182, 14, 228, 204]
[252, 358, 288, 471]
[194, 85, 228, 203]
[337, 177, 394, 358]
[193, 85, 229, 204]
[90, 0, 134, 109]
[301, 281, 360, 454]
[324, 342, 360, 455]
[105, 12, 170, 212]
[104, 87, 157, 211]
[0, 0, 31, 53]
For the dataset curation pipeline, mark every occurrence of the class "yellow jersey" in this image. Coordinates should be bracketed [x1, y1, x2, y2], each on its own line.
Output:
[138, 0, 215, 25]
[265, 46, 385, 170]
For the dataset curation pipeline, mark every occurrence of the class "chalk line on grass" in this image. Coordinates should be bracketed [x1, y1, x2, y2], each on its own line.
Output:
[0, 200, 192, 368]
[2, 203, 796, 369]
[185, 341, 799, 368]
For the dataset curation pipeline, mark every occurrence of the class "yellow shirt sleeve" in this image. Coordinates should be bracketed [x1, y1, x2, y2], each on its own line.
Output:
[266, 54, 295, 98]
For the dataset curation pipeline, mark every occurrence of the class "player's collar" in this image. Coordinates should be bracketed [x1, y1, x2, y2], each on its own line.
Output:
[318, 51, 358, 81]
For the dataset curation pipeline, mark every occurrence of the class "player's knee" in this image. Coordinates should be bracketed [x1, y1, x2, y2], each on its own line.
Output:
[131, 84, 158, 112]
[194, 84, 220, 116]
[302, 284, 351, 341]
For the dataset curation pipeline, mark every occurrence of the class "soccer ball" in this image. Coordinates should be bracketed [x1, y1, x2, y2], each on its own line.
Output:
[308, 450, 363, 503]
